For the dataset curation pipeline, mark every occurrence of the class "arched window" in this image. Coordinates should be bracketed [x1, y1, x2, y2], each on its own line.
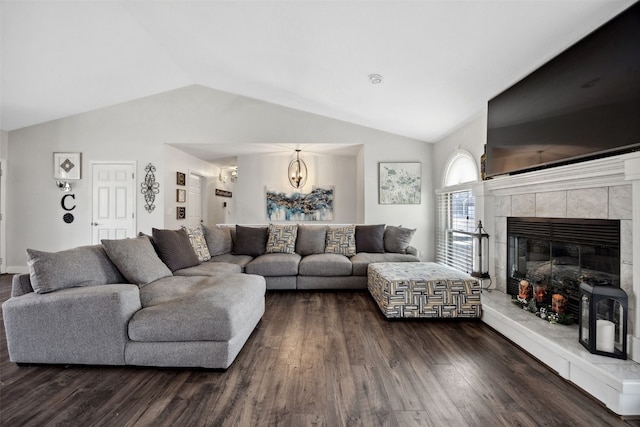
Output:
[436, 149, 479, 273]
[442, 149, 479, 187]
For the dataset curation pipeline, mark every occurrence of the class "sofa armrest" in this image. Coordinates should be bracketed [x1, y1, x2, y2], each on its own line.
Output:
[2, 284, 141, 365]
[406, 246, 418, 256]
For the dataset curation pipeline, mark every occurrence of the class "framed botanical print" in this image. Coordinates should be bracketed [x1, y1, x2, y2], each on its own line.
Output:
[53, 152, 82, 180]
[379, 162, 421, 204]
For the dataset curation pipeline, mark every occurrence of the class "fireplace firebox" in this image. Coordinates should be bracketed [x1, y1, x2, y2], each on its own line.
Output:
[507, 217, 620, 320]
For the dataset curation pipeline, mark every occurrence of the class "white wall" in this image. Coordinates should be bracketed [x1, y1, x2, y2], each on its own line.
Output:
[234, 152, 359, 224]
[1, 130, 8, 159]
[6, 85, 432, 271]
[163, 145, 219, 230]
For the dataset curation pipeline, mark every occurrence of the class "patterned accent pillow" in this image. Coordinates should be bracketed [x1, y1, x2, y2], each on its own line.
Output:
[325, 225, 356, 257]
[182, 225, 211, 262]
[266, 224, 298, 254]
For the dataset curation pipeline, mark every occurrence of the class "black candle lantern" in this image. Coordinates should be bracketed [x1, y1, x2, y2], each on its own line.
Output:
[579, 281, 627, 359]
[471, 220, 490, 279]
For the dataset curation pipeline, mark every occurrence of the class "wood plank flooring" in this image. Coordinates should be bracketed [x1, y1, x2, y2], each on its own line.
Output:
[1, 273, 637, 426]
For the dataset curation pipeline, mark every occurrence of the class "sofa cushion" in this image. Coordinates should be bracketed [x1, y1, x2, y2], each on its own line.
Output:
[152, 228, 201, 272]
[266, 224, 298, 254]
[295, 225, 327, 256]
[129, 274, 266, 342]
[182, 225, 211, 262]
[203, 225, 233, 256]
[350, 252, 420, 276]
[26, 245, 126, 294]
[325, 225, 356, 257]
[174, 262, 242, 277]
[355, 224, 385, 253]
[234, 225, 268, 257]
[209, 253, 254, 272]
[299, 253, 352, 276]
[384, 225, 416, 254]
[246, 253, 301, 277]
[102, 236, 172, 286]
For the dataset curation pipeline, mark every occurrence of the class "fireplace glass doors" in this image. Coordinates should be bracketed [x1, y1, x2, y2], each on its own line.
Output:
[507, 217, 620, 319]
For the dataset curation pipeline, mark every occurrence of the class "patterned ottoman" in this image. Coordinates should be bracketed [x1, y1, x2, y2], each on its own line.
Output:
[367, 262, 482, 318]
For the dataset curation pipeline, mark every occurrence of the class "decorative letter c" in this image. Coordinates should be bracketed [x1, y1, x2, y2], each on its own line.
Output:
[61, 194, 76, 211]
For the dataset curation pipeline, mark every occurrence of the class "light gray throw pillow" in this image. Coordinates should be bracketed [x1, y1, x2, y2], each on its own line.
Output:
[26, 245, 127, 294]
[383, 225, 416, 254]
[102, 236, 172, 286]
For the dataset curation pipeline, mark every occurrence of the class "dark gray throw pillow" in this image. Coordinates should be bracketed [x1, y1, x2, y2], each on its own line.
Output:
[355, 224, 385, 253]
[27, 245, 127, 294]
[102, 236, 172, 286]
[234, 225, 268, 257]
[295, 225, 327, 256]
[383, 225, 416, 254]
[151, 228, 201, 272]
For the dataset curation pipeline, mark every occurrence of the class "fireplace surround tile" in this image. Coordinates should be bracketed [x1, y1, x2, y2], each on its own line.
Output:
[567, 187, 608, 219]
[536, 191, 567, 217]
[495, 195, 511, 217]
[511, 193, 535, 217]
[610, 185, 633, 220]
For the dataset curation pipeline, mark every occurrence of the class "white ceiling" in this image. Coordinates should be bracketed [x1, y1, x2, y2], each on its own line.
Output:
[1, 0, 635, 143]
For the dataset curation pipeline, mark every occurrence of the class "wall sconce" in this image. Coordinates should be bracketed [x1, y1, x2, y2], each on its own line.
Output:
[288, 149, 307, 189]
[56, 181, 72, 192]
[579, 281, 628, 359]
[471, 220, 490, 279]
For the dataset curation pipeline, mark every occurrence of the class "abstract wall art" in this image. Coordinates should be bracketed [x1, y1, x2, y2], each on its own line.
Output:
[266, 186, 334, 221]
[379, 162, 421, 204]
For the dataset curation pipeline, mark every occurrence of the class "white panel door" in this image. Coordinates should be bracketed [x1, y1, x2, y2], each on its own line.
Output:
[188, 173, 203, 227]
[92, 163, 136, 243]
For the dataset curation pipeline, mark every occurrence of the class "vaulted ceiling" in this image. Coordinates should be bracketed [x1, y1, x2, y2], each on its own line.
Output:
[1, 1, 635, 142]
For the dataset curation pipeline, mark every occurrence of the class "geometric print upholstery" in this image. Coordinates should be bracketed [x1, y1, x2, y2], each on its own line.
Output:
[182, 225, 211, 262]
[324, 225, 356, 257]
[266, 224, 298, 254]
[368, 262, 481, 318]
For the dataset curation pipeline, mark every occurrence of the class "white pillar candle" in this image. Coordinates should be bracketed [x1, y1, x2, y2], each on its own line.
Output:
[596, 319, 616, 353]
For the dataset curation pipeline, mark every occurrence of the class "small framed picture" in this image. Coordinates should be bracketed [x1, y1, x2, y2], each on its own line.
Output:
[176, 189, 186, 203]
[177, 206, 186, 220]
[176, 172, 186, 186]
[53, 152, 82, 180]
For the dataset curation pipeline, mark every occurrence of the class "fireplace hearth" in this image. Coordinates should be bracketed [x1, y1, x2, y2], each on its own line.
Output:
[507, 217, 620, 320]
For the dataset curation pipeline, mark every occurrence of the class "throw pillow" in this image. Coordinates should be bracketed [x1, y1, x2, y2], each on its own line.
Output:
[102, 236, 172, 286]
[151, 228, 201, 272]
[266, 224, 298, 254]
[182, 225, 211, 262]
[202, 225, 233, 256]
[26, 245, 126, 294]
[384, 225, 416, 254]
[295, 225, 327, 256]
[355, 224, 385, 253]
[234, 225, 268, 257]
[325, 225, 356, 257]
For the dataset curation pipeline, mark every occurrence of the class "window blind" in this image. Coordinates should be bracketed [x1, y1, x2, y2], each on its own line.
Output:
[435, 189, 475, 274]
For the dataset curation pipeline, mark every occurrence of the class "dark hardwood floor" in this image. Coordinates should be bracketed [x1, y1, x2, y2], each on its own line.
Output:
[1, 273, 637, 426]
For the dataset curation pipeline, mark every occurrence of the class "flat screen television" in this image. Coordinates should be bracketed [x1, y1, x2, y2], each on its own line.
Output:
[486, 2, 640, 178]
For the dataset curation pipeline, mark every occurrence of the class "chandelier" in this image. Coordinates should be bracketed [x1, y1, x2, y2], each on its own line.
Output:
[288, 149, 308, 189]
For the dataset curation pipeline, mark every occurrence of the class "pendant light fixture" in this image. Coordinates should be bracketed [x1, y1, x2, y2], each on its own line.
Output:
[288, 149, 308, 189]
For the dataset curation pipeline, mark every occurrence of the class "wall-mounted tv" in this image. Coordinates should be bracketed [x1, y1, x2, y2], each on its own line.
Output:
[486, 2, 640, 178]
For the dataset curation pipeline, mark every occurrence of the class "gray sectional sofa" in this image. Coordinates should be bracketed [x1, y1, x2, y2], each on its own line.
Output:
[2, 223, 418, 369]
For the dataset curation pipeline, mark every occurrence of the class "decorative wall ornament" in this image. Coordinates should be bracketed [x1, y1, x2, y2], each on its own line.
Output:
[177, 206, 186, 220]
[379, 162, 422, 204]
[215, 189, 232, 198]
[266, 186, 334, 221]
[53, 152, 82, 180]
[141, 163, 160, 213]
[176, 189, 186, 203]
[176, 171, 186, 186]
